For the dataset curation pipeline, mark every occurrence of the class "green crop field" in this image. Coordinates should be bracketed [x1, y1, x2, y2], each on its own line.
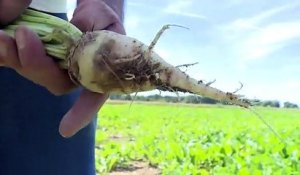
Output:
[95, 102, 300, 175]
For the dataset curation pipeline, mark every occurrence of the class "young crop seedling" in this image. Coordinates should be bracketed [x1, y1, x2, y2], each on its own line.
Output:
[2, 9, 285, 143]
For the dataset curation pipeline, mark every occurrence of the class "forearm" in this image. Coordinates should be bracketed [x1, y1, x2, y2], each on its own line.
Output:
[0, 0, 32, 25]
[77, 0, 124, 21]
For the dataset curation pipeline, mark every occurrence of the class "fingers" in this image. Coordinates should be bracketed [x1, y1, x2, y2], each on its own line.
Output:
[0, 0, 32, 25]
[59, 90, 108, 138]
[70, 0, 121, 32]
[2, 26, 108, 138]
[66, 0, 123, 138]
[0, 30, 21, 68]
[14, 26, 75, 95]
[1, 26, 75, 95]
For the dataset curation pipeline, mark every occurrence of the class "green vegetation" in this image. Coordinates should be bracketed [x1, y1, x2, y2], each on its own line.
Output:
[109, 94, 299, 108]
[95, 102, 300, 175]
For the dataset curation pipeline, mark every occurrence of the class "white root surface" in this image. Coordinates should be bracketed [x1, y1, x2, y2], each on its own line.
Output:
[68, 30, 250, 108]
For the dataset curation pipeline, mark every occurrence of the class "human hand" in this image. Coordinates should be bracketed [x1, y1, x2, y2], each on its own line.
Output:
[71, 0, 125, 34]
[0, 0, 124, 138]
[0, 26, 108, 139]
[59, 0, 126, 137]
[0, 0, 74, 93]
[0, 0, 31, 25]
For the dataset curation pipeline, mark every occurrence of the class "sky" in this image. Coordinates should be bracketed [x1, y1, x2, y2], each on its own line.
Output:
[68, 0, 300, 106]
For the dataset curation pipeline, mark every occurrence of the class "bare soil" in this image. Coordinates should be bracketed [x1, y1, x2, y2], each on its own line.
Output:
[109, 161, 160, 175]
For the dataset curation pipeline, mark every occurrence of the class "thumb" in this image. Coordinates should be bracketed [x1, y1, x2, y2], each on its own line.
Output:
[14, 26, 75, 94]
[59, 90, 108, 138]
[15, 26, 49, 69]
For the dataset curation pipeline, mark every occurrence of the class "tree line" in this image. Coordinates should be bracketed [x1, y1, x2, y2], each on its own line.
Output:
[109, 94, 299, 109]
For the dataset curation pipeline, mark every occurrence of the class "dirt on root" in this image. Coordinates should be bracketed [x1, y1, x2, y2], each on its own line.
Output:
[109, 161, 160, 175]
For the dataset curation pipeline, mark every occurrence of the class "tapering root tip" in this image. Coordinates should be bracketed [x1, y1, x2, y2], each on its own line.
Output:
[226, 92, 251, 108]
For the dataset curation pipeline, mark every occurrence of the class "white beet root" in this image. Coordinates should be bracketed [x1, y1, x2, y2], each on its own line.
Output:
[68, 30, 251, 108]
[4, 9, 251, 108]
[6, 9, 288, 142]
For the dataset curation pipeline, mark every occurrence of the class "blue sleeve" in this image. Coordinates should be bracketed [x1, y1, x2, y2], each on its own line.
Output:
[0, 12, 97, 175]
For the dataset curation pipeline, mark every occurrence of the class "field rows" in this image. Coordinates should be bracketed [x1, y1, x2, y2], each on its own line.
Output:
[95, 102, 300, 175]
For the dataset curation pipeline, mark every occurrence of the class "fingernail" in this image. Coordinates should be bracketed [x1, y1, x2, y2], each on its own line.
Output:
[0, 41, 7, 58]
[59, 114, 76, 138]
